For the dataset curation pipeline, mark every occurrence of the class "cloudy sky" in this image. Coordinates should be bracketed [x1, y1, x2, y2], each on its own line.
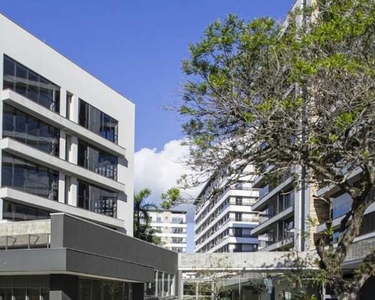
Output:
[2, 0, 295, 252]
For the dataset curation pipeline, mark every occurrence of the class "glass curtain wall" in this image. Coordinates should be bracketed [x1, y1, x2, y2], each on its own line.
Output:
[0, 276, 49, 300]
[3, 200, 50, 221]
[79, 100, 118, 143]
[77, 180, 117, 217]
[3, 55, 60, 113]
[78, 140, 117, 180]
[79, 278, 132, 300]
[3, 104, 60, 156]
[2, 152, 59, 200]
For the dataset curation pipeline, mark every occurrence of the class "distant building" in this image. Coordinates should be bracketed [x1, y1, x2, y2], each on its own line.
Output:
[194, 166, 259, 253]
[148, 209, 187, 252]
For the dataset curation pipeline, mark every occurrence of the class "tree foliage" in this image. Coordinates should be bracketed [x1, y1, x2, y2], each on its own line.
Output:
[177, 0, 375, 299]
[133, 188, 161, 245]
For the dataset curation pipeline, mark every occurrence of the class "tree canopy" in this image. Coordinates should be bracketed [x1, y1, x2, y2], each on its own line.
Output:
[177, 0, 375, 299]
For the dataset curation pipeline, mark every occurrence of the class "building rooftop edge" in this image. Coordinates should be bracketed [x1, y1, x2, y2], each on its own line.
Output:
[0, 12, 135, 106]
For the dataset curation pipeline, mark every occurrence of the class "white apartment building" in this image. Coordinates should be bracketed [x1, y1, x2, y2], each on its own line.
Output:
[148, 209, 187, 252]
[194, 166, 259, 253]
[0, 12, 135, 234]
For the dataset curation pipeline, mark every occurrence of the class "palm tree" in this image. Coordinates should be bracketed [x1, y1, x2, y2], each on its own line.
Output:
[133, 189, 158, 239]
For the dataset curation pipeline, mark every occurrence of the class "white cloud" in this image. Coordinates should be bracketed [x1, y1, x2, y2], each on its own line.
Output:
[134, 139, 199, 204]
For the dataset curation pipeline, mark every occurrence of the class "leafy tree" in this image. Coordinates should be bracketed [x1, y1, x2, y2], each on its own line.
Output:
[160, 187, 181, 209]
[133, 188, 160, 245]
[176, 1, 375, 299]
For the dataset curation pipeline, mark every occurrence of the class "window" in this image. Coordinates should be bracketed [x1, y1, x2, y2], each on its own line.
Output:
[332, 193, 353, 219]
[2, 152, 58, 200]
[78, 140, 118, 180]
[79, 99, 118, 143]
[234, 228, 242, 237]
[3, 200, 50, 221]
[3, 55, 60, 112]
[79, 278, 132, 300]
[235, 213, 242, 221]
[235, 197, 242, 206]
[171, 217, 184, 224]
[78, 180, 117, 217]
[3, 104, 60, 156]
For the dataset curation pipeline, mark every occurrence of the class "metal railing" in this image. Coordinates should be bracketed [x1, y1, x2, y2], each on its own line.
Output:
[1, 233, 51, 250]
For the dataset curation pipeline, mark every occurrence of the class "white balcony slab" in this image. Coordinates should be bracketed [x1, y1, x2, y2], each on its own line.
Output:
[252, 176, 293, 211]
[0, 187, 124, 229]
[251, 205, 294, 236]
[1, 90, 126, 157]
[0, 138, 125, 193]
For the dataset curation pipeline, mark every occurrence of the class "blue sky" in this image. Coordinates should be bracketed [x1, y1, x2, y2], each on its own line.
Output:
[2, 0, 295, 252]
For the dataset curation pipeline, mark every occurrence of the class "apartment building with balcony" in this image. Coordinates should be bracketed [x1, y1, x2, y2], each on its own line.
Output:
[0, 13, 180, 300]
[194, 166, 259, 253]
[148, 209, 187, 253]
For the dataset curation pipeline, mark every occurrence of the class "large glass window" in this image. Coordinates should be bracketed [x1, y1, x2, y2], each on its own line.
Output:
[3, 200, 50, 221]
[3, 55, 60, 113]
[3, 104, 60, 156]
[78, 180, 117, 217]
[332, 193, 353, 219]
[2, 152, 59, 200]
[78, 140, 117, 180]
[78, 278, 132, 300]
[0, 276, 49, 300]
[79, 100, 118, 143]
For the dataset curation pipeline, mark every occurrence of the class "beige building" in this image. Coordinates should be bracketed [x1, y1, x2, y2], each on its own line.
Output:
[148, 209, 187, 253]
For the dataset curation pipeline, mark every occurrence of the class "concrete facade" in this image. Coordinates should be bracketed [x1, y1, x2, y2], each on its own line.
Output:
[148, 209, 187, 253]
[0, 12, 134, 233]
[194, 166, 259, 253]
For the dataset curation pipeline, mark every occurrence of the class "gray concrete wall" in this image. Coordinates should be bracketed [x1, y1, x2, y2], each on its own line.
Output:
[51, 213, 178, 274]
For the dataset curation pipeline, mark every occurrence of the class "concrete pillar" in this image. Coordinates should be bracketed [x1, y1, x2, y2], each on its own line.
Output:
[59, 131, 66, 160]
[58, 172, 65, 204]
[50, 274, 79, 300]
[178, 270, 183, 299]
[155, 271, 158, 297]
[70, 136, 78, 165]
[68, 177, 78, 207]
[59, 89, 67, 118]
[71, 94, 80, 124]
[133, 283, 145, 300]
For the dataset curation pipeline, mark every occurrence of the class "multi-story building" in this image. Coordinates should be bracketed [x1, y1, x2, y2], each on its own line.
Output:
[194, 166, 259, 253]
[0, 13, 135, 234]
[148, 209, 187, 253]
[0, 13, 179, 300]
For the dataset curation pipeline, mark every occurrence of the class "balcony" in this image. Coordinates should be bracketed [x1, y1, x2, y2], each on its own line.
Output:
[259, 233, 295, 252]
[252, 176, 294, 211]
[0, 138, 125, 192]
[1, 90, 126, 157]
[252, 205, 294, 236]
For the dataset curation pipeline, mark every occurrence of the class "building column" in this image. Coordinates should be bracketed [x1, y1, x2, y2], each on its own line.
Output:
[178, 270, 183, 299]
[68, 177, 78, 207]
[71, 94, 80, 124]
[58, 172, 65, 204]
[155, 271, 158, 297]
[60, 89, 67, 118]
[49, 274, 79, 300]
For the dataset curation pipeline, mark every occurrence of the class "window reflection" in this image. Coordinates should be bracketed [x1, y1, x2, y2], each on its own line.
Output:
[79, 278, 132, 300]
[3, 104, 60, 156]
[3, 55, 60, 113]
[79, 100, 118, 143]
[78, 140, 117, 180]
[2, 152, 59, 200]
[78, 180, 117, 217]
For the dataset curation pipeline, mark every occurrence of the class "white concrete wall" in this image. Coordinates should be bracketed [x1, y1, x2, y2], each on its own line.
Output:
[0, 13, 135, 234]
